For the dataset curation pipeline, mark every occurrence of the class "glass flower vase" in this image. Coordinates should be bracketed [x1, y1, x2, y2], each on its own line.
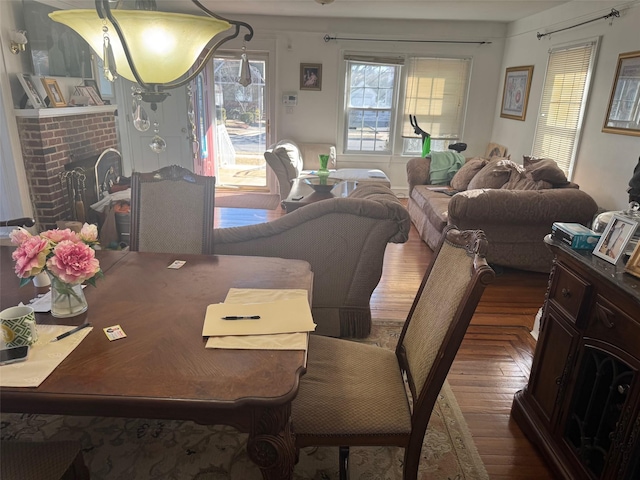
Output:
[49, 275, 88, 318]
[318, 154, 330, 174]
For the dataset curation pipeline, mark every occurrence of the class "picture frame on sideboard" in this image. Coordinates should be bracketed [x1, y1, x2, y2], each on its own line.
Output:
[593, 214, 638, 264]
[624, 239, 640, 279]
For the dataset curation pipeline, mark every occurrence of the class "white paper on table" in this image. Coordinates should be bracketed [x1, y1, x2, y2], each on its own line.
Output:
[203, 297, 315, 337]
[0, 324, 93, 387]
[205, 289, 311, 350]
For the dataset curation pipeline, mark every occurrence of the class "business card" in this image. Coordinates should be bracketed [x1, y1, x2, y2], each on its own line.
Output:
[103, 325, 127, 341]
[167, 260, 186, 269]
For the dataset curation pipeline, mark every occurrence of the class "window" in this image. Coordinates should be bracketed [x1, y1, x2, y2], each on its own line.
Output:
[402, 57, 471, 155]
[344, 57, 402, 153]
[532, 41, 598, 179]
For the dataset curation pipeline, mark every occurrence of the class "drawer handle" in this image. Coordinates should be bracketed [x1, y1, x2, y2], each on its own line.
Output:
[618, 384, 630, 395]
[595, 303, 615, 329]
[561, 288, 571, 298]
[555, 376, 562, 385]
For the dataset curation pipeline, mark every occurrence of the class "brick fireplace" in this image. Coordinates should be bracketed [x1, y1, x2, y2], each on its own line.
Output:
[15, 106, 118, 230]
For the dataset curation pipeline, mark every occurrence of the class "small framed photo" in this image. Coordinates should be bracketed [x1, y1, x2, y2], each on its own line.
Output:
[17, 73, 45, 109]
[593, 214, 638, 264]
[41, 77, 66, 107]
[300, 63, 322, 91]
[500, 65, 534, 121]
[84, 79, 104, 105]
[624, 240, 640, 279]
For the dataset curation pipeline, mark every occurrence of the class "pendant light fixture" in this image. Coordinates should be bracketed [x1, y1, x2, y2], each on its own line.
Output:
[49, 0, 254, 107]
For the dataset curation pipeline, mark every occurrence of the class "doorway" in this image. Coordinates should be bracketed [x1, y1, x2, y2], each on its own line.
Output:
[211, 53, 269, 189]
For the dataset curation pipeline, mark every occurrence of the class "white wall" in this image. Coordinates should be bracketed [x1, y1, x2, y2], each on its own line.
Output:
[0, 0, 33, 225]
[492, 1, 640, 211]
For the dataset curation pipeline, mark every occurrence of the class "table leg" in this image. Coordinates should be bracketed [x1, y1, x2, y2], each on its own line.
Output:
[247, 404, 296, 480]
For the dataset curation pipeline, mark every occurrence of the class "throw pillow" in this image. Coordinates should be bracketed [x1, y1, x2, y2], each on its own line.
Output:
[523, 156, 568, 185]
[466, 158, 511, 190]
[450, 157, 488, 191]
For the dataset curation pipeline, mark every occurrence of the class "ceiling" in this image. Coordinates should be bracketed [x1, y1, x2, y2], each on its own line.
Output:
[38, 0, 577, 23]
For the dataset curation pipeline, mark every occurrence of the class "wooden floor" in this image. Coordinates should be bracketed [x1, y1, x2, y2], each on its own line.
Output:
[214, 202, 557, 479]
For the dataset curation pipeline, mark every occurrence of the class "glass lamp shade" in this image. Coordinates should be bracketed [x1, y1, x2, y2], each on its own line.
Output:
[49, 10, 231, 84]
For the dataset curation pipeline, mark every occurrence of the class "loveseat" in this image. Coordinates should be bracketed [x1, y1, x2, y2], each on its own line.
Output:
[214, 184, 410, 337]
[407, 155, 598, 272]
[264, 139, 391, 200]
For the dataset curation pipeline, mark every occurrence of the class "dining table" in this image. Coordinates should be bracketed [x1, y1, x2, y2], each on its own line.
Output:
[0, 246, 314, 480]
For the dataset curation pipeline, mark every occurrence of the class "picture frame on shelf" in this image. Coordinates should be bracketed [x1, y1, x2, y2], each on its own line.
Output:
[17, 73, 45, 109]
[41, 77, 66, 107]
[84, 79, 104, 103]
[70, 86, 91, 106]
[592, 214, 638, 264]
[83, 84, 104, 105]
[300, 63, 322, 91]
[624, 240, 640, 279]
[500, 65, 534, 121]
[602, 50, 640, 137]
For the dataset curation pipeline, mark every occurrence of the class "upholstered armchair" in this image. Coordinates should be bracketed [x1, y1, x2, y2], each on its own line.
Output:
[214, 184, 410, 337]
[264, 139, 391, 200]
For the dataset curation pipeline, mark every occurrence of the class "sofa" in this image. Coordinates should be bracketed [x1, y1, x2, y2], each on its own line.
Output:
[407, 155, 598, 273]
[264, 139, 391, 200]
[214, 184, 410, 337]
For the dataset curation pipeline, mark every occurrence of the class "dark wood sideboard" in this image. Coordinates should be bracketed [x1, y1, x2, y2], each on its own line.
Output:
[511, 236, 640, 480]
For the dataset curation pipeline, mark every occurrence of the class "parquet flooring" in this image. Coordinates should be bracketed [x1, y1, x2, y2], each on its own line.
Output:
[214, 202, 557, 479]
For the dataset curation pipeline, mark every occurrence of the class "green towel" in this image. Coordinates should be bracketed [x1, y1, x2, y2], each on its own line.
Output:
[428, 151, 466, 185]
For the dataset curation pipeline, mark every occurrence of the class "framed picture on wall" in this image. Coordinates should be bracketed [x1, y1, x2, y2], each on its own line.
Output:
[300, 63, 322, 91]
[41, 77, 66, 107]
[602, 50, 640, 137]
[592, 214, 638, 264]
[500, 65, 534, 121]
[17, 73, 45, 109]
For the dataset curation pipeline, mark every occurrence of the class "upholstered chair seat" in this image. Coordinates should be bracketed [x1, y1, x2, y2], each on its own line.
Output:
[292, 226, 496, 479]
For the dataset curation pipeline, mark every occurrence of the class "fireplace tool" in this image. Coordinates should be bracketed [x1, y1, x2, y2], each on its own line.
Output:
[60, 169, 87, 222]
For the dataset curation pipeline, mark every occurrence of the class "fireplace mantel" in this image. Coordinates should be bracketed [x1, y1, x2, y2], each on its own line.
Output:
[14, 105, 117, 119]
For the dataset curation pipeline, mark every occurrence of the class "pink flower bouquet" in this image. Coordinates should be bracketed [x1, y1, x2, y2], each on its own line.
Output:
[11, 223, 102, 286]
[10, 224, 103, 317]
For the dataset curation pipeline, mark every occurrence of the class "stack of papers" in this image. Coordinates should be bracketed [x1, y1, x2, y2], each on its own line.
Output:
[203, 289, 315, 351]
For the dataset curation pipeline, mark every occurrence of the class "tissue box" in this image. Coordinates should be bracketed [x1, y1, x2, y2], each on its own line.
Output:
[552, 222, 601, 250]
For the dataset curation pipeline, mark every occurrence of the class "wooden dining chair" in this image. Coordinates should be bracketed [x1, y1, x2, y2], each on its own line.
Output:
[291, 225, 496, 480]
[130, 165, 215, 254]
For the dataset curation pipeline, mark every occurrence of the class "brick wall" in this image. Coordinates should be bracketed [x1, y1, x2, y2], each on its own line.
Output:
[16, 111, 118, 230]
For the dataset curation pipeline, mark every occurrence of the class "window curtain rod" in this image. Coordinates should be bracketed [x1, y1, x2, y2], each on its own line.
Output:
[537, 8, 619, 39]
[323, 34, 491, 45]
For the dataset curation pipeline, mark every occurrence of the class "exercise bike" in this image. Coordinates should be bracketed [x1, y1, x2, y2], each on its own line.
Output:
[409, 114, 467, 154]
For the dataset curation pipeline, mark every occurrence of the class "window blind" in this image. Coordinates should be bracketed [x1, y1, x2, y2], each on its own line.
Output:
[532, 42, 596, 178]
[402, 57, 470, 140]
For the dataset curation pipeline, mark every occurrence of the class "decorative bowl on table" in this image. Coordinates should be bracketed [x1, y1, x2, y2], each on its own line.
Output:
[304, 177, 342, 193]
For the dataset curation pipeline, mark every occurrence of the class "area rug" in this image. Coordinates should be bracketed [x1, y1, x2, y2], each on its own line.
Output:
[215, 192, 280, 210]
[0, 321, 488, 480]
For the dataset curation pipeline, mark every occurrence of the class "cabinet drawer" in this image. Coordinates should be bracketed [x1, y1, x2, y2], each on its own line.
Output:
[548, 263, 591, 324]
[586, 295, 640, 355]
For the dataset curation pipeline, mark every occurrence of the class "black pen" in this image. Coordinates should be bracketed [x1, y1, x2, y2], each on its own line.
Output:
[221, 316, 260, 320]
[51, 323, 92, 342]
